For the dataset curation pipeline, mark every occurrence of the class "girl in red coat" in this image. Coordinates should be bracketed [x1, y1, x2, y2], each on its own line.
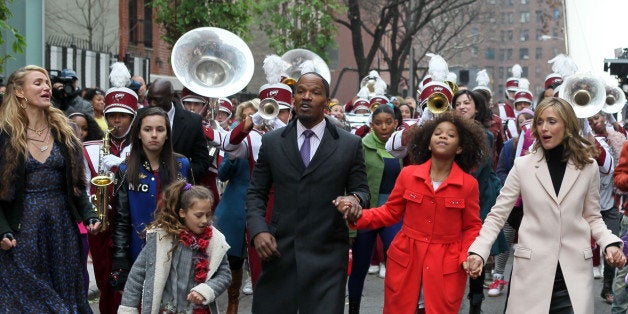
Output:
[341, 112, 487, 313]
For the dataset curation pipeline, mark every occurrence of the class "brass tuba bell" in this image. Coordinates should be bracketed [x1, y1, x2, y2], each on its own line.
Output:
[281, 49, 331, 84]
[560, 74, 605, 118]
[603, 84, 627, 114]
[171, 27, 254, 98]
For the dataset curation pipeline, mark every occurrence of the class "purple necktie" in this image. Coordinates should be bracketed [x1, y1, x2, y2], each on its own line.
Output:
[300, 130, 315, 167]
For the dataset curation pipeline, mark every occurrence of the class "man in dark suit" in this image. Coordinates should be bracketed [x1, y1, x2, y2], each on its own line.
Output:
[146, 79, 210, 182]
[246, 72, 370, 313]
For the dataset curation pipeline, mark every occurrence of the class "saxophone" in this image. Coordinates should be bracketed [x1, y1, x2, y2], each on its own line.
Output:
[90, 127, 115, 231]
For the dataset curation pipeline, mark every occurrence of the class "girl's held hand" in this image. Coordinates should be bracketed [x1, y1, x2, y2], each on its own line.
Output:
[187, 291, 206, 305]
[332, 196, 362, 222]
[464, 254, 484, 279]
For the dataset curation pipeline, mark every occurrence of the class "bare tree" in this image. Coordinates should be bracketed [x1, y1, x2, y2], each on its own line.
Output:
[46, 0, 117, 52]
[336, 0, 481, 95]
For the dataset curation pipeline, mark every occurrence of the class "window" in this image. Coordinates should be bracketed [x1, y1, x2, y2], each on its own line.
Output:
[521, 0, 529, 4]
[522, 66, 529, 77]
[535, 66, 542, 78]
[485, 48, 495, 60]
[554, 9, 561, 20]
[499, 49, 506, 61]
[507, 49, 513, 60]
[535, 10, 543, 23]
[471, 46, 479, 57]
[520, 29, 529, 41]
[535, 47, 542, 59]
[507, 30, 513, 41]
[519, 48, 529, 60]
[471, 27, 479, 39]
[507, 12, 514, 24]
[536, 29, 544, 41]
[129, 1, 138, 44]
[488, 0, 496, 4]
[143, 3, 153, 48]
[498, 67, 505, 79]
[520, 12, 530, 23]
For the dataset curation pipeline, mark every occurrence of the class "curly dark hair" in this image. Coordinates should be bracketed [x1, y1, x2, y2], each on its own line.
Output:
[407, 112, 489, 172]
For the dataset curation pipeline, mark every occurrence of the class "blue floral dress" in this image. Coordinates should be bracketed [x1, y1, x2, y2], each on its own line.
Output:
[0, 143, 91, 313]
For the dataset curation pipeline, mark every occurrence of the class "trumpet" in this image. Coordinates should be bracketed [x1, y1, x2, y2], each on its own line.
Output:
[90, 126, 116, 231]
[258, 98, 280, 120]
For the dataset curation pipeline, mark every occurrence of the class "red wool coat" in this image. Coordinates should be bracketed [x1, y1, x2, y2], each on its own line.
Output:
[355, 159, 482, 314]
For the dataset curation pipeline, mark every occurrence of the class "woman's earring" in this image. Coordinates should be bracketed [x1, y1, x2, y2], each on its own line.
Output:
[19, 98, 28, 109]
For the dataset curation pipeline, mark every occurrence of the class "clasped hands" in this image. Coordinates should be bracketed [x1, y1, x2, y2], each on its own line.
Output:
[333, 195, 362, 223]
[463, 246, 628, 279]
[604, 245, 627, 268]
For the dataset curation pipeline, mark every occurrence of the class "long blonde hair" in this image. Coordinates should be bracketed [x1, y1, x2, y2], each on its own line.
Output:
[0, 65, 85, 199]
[531, 97, 598, 169]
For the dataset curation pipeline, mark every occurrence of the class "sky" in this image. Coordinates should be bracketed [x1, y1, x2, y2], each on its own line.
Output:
[566, 0, 628, 82]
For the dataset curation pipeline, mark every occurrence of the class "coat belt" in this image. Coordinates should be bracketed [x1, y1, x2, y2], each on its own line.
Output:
[402, 225, 460, 243]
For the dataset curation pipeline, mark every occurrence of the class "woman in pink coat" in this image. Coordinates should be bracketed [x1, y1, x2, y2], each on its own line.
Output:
[340, 112, 487, 313]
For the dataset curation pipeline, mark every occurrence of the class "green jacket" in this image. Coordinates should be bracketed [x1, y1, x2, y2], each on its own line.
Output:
[0, 130, 96, 236]
[362, 132, 403, 209]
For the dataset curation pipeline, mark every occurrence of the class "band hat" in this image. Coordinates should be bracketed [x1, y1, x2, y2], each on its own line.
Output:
[352, 98, 370, 113]
[514, 90, 533, 104]
[369, 95, 389, 107]
[104, 87, 138, 116]
[418, 75, 432, 92]
[506, 77, 520, 92]
[544, 73, 563, 89]
[259, 82, 293, 110]
[180, 87, 208, 103]
[506, 64, 523, 92]
[419, 81, 453, 107]
[473, 69, 492, 95]
[218, 98, 233, 117]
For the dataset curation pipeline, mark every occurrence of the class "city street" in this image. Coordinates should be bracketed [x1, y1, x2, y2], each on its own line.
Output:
[88, 253, 614, 313]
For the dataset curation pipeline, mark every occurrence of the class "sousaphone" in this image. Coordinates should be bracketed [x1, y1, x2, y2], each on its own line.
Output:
[603, 84, 626, 114]
[281, 49, 331, 84]
[171, 27, 254, 98]
[559, 73, 605, 118]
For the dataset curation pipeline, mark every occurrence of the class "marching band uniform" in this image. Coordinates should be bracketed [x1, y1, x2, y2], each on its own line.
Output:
[84, 86, 137, 314]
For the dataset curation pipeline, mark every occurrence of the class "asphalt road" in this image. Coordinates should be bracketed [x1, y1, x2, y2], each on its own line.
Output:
[88, 254, 614, 313]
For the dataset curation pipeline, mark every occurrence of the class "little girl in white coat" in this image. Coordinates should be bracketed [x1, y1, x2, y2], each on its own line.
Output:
[119, 180, 231, 314]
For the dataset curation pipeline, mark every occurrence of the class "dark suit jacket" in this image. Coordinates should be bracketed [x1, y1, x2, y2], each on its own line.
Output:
[246, 117, 369, 314]
[170, 101, 211, 182]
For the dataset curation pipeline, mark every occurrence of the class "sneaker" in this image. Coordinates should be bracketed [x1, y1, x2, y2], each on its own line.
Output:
[487, 273, 508, 297]
[593, 266, 602, 279]
[242, 277, 253, 295]
[378, 263, 386, 278]
[368, 264, 380, 274]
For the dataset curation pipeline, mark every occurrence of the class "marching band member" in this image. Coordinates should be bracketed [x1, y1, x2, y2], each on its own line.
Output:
[84, 63, 137, 314]
[496, 64, 522, 140]
[180, 87, 224, 211]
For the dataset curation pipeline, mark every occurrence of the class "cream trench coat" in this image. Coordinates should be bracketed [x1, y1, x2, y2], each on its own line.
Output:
[469, 149, 622, 314]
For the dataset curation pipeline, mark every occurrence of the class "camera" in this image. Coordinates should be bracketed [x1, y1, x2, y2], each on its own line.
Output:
[49, 69, 77, 95]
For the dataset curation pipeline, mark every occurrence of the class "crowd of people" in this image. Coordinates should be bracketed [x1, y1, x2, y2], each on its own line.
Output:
[0, 49, 628, 314]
